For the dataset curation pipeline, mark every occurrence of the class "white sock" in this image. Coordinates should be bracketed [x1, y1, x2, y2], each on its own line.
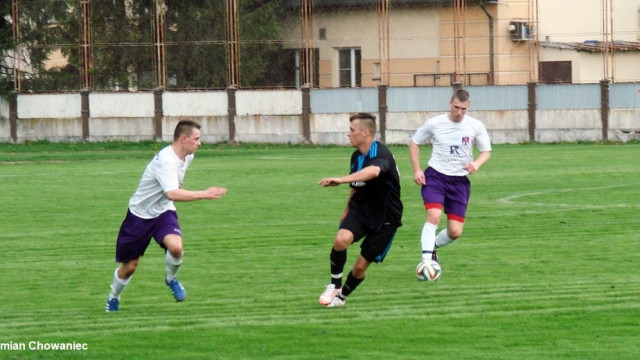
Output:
[435, 229, 454, 248]
[109, 267, 131, 300]
[165, 252, 183, 282]
[420, 223, 438, 260]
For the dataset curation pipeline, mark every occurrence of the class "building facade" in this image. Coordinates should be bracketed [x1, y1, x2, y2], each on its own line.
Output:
[280, 0, 640, 88]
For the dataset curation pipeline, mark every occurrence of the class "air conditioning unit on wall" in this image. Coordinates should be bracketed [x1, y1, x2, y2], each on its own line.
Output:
[509, 20, 534, 41]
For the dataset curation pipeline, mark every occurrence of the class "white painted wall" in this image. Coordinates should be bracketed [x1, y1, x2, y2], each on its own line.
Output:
[236, 90, 302, 115]
[18, 94, 81, 119]
[90, 93, 154, 117]
[4, 90, 639, 144]
[163, 91, 227, 117]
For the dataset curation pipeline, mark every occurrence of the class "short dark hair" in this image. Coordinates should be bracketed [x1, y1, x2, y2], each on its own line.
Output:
[451, 89, 470, 102]
[349, 112, 377, 135]
[173, 120, 201, 141]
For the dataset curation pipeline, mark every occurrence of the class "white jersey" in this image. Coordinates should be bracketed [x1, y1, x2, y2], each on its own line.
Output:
[412, 113, 491, 176]
[128, 145, 194, 219]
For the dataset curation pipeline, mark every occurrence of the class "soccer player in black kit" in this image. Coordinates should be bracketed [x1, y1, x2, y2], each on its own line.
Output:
[318, 112, 403, 307]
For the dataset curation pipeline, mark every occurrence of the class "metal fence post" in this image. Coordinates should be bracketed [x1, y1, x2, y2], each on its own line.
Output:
[9, 92, 17, 143]
[227, 86, 237, 144]
[527, 81, 537, 142]
[81, 88, 90, 141]
[153, 87, 163, 141]
[301, 85, 311, 144]
[378, 84, 388, 143]
[600, 79, 610, 142]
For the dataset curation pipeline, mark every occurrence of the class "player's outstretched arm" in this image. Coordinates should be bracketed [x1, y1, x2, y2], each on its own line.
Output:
[166, 187, 227, 201]
[318, 165, 381, 187]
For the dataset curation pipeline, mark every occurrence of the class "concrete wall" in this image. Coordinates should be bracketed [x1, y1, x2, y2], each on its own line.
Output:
[1, 84, 639, 144]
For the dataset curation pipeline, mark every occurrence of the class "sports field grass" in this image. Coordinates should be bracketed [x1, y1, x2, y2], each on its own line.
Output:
[0, 142, 638, 359]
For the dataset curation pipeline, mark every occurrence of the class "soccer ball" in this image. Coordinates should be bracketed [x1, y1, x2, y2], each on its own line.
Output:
[416, 259, 442, 282]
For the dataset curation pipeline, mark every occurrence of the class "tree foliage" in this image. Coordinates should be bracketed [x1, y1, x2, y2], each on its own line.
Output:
[1, 1, 14, 98]
[12, 0, 288, 92]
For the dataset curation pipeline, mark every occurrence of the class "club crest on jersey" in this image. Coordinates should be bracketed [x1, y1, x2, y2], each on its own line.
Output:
[462, 136, 470, 145]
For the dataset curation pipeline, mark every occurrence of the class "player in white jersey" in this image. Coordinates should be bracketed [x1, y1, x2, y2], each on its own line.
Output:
[409, 89, 491, 268]
[105, 120, 227, 312]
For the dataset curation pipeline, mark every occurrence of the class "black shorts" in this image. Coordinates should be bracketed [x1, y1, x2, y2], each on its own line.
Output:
[339, 211, 398, 264]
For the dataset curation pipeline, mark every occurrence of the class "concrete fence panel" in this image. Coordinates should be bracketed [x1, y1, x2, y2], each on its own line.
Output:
[18, 94, 81, 119]
[163, 91, 228, 117]
[2, 84, 639, 144]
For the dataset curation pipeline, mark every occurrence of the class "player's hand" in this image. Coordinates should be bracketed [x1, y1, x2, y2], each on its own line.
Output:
[203, 187, 227, 199]
[413, 171, 426, 186]
[465, 162, 479, 174]
[319, 177, 342, 187]
[464, 162, 479, 174]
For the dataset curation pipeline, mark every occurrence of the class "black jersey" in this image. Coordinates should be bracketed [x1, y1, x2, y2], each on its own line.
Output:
[348, 141, 403, 228]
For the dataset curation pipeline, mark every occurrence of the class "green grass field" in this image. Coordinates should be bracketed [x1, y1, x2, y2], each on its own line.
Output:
[1, 142, 638, 359]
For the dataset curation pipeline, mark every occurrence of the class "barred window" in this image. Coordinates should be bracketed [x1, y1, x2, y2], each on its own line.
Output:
[339, 48, 361, 88]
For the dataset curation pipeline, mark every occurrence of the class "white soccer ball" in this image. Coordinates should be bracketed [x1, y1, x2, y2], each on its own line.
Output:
[416, 259, 442, 282]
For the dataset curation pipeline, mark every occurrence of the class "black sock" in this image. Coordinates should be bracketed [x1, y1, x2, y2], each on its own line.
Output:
[340, 271, 364, 298]
[330, 248, 347, 288]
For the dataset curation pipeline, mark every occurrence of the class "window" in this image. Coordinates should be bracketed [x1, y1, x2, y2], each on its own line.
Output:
[339, 48, 361, 87]
[539, 61, 572, 84]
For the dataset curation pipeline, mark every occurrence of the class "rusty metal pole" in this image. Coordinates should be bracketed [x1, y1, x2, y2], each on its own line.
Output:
[225, 0, 239, 88]
[377, 0, 390, 85]
[80, 0, 93, 89]
[300, 0, 314, 87]
[152, 0, 166, 89]
[11, 0, 21, 92]
[527, 81, 537, 142]
[225, 0, 239, 144]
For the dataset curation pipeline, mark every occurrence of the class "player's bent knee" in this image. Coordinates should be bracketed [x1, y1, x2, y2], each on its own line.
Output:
[333, 232, 353, 251]
[163, 236, 184, 258]
[352, 265, 367, 279]
[333, 239, 349, 251]
[167, 246, 183, 258]
[120, 260, 139, 278]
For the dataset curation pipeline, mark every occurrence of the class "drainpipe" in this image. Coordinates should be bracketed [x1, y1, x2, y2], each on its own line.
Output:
[479, 1, 495, 85]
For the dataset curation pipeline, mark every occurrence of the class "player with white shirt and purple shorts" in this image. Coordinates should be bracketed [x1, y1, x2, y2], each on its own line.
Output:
[409, 89, 491, 269]
[105, 120, 227, 312]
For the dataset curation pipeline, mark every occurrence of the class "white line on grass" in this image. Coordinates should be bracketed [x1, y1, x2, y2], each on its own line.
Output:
[497, 184, 639, 209]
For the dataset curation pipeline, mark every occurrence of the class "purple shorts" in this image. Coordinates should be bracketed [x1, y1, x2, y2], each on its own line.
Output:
[421, 167, 470, 222]
[115, 209, 182, 263]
